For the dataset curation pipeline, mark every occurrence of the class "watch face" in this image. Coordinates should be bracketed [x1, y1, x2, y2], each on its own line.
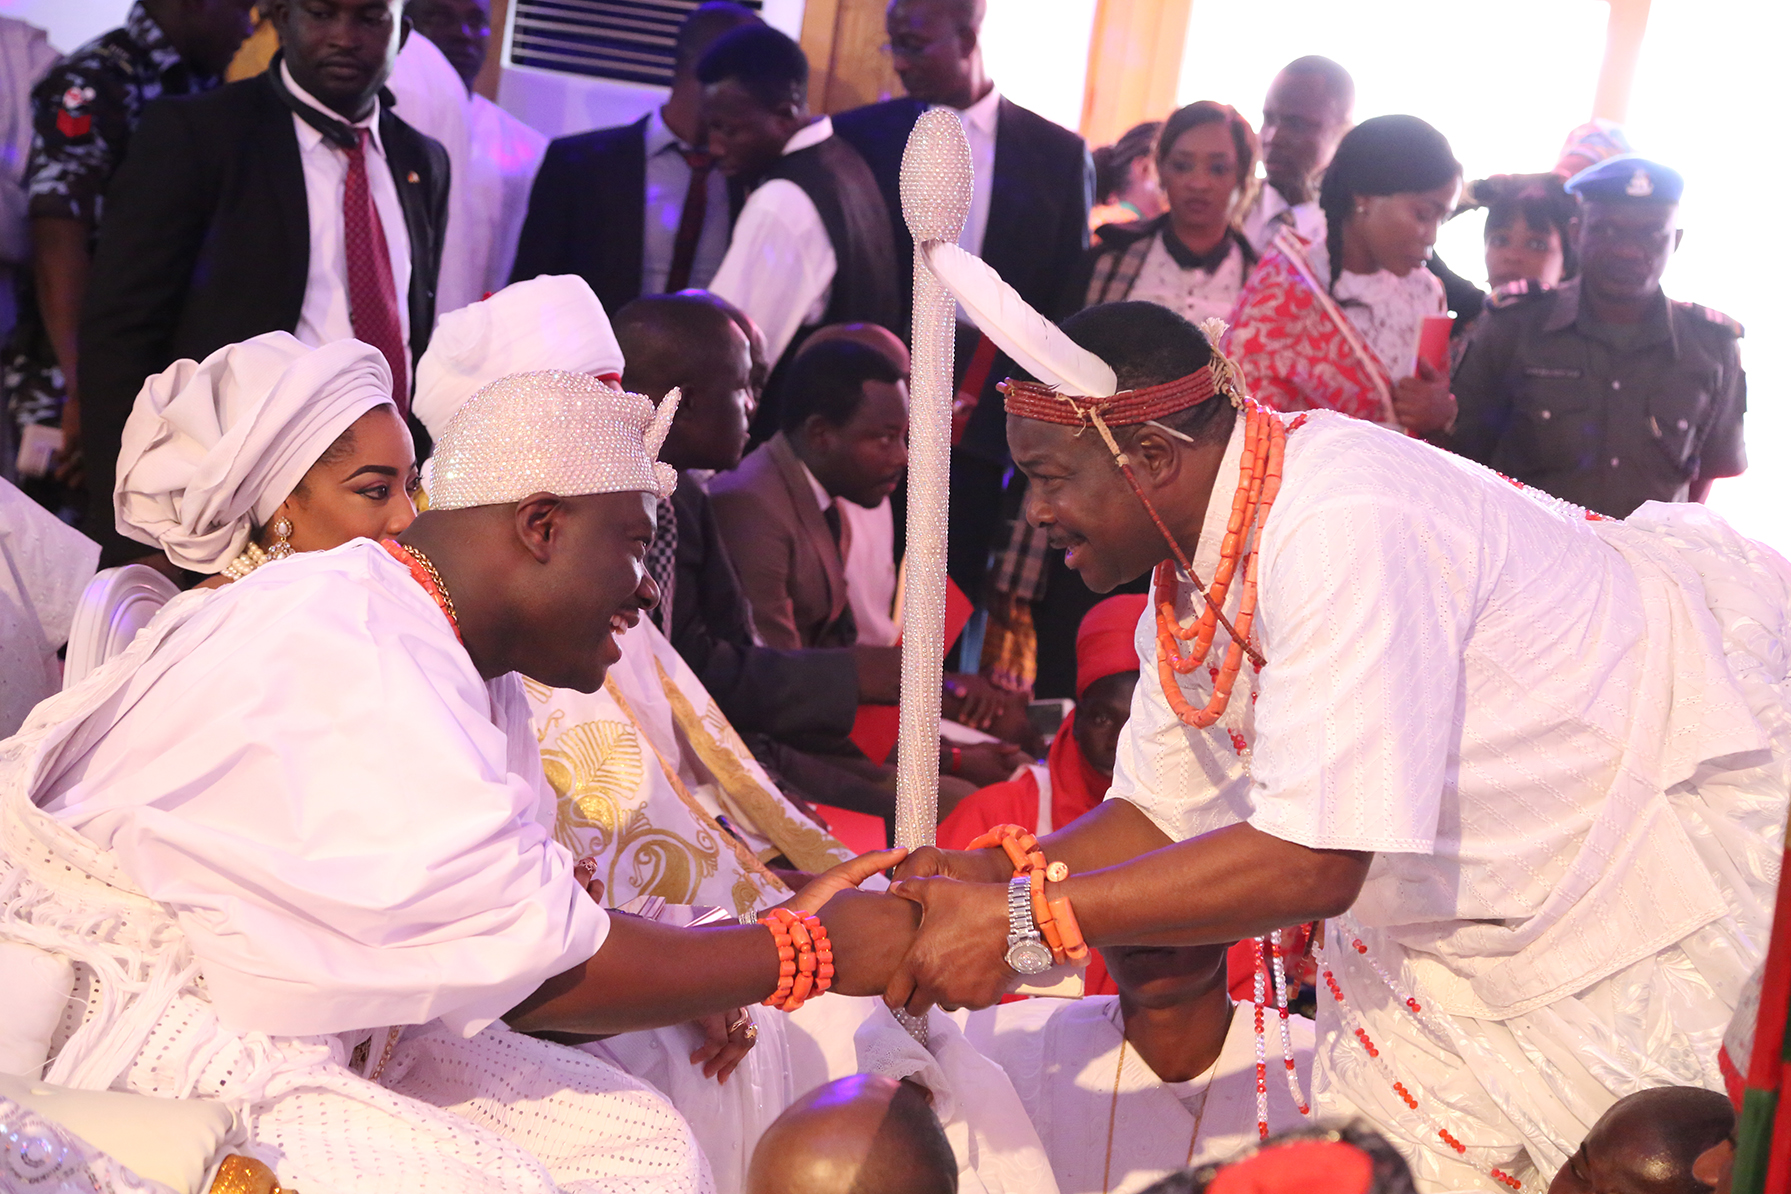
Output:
[1006, 938, 1054, 976]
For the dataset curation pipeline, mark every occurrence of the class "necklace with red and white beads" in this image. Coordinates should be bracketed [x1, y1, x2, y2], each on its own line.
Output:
[1317, 935, 1526, 1190]
[1247, 929, 1312, 1139]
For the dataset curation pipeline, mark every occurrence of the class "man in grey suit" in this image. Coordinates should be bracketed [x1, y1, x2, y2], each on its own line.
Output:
[710, 338, 908, 650]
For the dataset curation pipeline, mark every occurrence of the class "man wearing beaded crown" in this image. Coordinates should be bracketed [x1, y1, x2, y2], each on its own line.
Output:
[0, 356, 922, 1192]
[882, 240, 1791, 1188]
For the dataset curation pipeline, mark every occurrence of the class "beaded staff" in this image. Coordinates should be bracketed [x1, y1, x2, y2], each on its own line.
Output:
[894, 108, 971, 853]
[892, 108, 974, 1044]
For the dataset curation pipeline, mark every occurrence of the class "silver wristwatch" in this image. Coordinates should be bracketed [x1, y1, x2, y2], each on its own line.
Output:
[1004, 876, 1054, 975]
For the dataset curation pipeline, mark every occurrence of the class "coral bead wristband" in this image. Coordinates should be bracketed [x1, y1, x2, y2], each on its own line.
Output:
[759, 907, 833, 1013]
[966, 824, 1088, 963]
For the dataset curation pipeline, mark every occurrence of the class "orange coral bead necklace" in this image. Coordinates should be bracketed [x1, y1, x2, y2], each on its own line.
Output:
[1155, 403, 1294, 730]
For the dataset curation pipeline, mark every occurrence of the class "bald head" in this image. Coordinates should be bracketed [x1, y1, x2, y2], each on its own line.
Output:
[748, 1075, 956, 1194]
[1549, 1086, 1736, 1194]
[1260, 55, 1354, 201]
[797, 322, 912, 377]
[615, 294, 754, 471]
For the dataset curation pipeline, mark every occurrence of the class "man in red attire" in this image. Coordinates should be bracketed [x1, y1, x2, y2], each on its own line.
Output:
[940, 593, 1145, 848]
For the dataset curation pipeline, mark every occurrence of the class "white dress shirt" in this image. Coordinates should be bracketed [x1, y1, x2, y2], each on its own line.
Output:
[386, 35, 548, 315]
[642, 105, 732, 295]
[1240, 183, 1325, 257]
[284, 62, 412, 361]
[709, 117, 836, 364]
[962, 996, 1313, 1193]
[1126, 234, 1249, 327]
[955, 85, 1000, 258]
[840, 498, 898, 646]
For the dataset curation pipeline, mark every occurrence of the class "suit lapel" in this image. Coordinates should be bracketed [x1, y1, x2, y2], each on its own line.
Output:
[981, 97, 1023, 278]
[618, 115, 649, 293]
[380, 109, 434, 357]
[257, 77, 311, 330]
[767, 433, 849, 622]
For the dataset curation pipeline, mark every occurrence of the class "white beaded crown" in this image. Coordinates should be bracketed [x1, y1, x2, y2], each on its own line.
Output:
[426, 369, 681, 511]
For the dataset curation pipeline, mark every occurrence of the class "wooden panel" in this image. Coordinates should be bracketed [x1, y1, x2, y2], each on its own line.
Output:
[801, 0, 902, 115]
[1591, 0, 1650, 122]
[1079, 0, 1191, 148]
[225, 14, 277, 81]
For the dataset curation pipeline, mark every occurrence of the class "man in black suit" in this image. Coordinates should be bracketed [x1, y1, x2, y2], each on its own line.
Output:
[507, 2, 759, 313]
[831, 0, 1092, 603]
[79, 0, 448, 566]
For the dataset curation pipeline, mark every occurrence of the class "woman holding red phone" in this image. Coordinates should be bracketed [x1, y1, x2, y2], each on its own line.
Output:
[1222, 115, 1461, 438]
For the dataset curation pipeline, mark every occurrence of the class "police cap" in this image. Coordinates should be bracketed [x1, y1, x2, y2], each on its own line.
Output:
[1563, 154, 1683, 204]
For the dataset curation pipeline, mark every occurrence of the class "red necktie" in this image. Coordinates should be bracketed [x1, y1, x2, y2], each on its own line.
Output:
[343, 129, 409, 412]
[664, 148, 713, 294]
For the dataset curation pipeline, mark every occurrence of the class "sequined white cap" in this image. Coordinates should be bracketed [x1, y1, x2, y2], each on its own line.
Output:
[426, 369, 681, 510]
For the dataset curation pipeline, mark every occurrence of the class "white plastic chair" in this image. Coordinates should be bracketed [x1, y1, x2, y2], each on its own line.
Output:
[61, 565, 179, 690]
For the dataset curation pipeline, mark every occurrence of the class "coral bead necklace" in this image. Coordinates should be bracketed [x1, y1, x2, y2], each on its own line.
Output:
[1155, 403, 1299, 730]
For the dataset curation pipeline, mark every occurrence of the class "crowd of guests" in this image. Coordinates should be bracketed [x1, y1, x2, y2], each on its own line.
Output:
[0, 0, 1759, 1191]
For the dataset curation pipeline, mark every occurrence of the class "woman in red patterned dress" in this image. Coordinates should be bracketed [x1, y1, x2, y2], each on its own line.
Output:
[1223, 115, 1460, 437]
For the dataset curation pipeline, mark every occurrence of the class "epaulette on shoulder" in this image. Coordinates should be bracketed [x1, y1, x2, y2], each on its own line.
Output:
[1487, 279, 1549, 310]
[1677, 300, 1745, 338]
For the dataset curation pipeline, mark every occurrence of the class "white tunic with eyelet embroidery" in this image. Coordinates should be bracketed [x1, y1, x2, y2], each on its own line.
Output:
[1107, 408, 1790, 1186]
[5, 541, 712, 1193]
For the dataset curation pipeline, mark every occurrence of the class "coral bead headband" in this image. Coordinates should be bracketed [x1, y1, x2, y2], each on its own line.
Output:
[917, 237, 1260, 665]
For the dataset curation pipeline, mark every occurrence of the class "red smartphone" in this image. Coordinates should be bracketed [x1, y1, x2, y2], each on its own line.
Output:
[1417, 313, 1454, 372]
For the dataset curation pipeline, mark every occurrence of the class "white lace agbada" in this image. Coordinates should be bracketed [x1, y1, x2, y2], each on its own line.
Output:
[1, 542, 712, 1193]
[1109, 410, 1791, 1188]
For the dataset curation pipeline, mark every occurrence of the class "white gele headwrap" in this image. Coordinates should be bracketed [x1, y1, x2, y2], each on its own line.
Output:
[427, 369, 681, 510]
[895, 107, 974, 858]
[413, 275, 626, 441]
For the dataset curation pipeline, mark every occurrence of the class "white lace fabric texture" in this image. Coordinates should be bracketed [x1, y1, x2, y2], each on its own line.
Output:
[0, 549, 710, 1193]
[1331, 265, 1446, 381]
[1127, 234, 1248, 328]
[1, 1094, 176, 1194]
[1109, 410, 1790, 1183]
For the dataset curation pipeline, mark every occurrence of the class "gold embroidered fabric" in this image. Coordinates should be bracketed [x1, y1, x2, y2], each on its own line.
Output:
[209, 1154, 286, 1193]
[526, 621, 847, 915]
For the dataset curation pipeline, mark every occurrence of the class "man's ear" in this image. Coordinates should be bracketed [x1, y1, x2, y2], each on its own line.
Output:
[1672, 227, 1684, 253]
[799, 413, 834, 453]
[514, 492, 563, 564]
[1567, 214, 1582, 250]
[1129, 425, 1182, 488]
[396, 8, 412, 51]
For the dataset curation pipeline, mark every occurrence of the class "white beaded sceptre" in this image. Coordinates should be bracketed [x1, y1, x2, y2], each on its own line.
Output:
[890, 109, 971, 1045]
[894, 109, 972, 853]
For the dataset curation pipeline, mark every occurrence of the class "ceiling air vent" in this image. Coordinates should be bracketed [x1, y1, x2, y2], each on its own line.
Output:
[509, 0, 767, 87]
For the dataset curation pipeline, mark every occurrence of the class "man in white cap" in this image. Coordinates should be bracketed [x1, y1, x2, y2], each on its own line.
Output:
[0, 345, 917, 1192]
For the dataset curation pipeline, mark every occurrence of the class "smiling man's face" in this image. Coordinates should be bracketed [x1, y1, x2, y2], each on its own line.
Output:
[1007, 415, 1173, 594]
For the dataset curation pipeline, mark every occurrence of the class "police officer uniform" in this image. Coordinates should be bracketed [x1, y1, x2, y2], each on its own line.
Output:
[1451, 157, 1746, 519]
[3, 2, 221, 500]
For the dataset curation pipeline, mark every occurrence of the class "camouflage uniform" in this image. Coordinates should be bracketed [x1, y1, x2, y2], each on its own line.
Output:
[3, 3, 220, 485]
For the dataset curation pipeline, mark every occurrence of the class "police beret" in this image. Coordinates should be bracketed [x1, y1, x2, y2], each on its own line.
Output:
[1563, 154, 1683, 204]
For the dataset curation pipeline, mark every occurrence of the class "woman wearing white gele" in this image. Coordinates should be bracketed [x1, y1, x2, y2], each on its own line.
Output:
[113, 331, 418, 585]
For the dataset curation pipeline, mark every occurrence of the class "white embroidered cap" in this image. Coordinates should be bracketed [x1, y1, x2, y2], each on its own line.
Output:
[426, 369, 681, 510]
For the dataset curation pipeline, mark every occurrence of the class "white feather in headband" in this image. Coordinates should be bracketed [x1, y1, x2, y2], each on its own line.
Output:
[918, 240, 1118, 398]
